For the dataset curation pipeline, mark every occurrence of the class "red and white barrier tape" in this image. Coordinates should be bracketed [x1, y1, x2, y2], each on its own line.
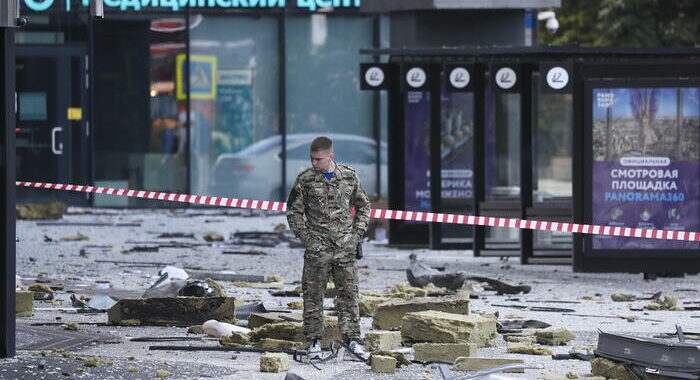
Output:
[16, 181, 700, 242]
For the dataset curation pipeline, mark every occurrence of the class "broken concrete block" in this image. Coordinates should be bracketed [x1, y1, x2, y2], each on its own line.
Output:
[373, 351, 411, 367]
[255, 339, 305, 351]
[506, 342, 553, 355]
[267, 275, 283, 283]
[202, 320, 250, 338]
[233, 281, 283, 289]
[611, 293, 636, 302]
[591, 357, 636, 380]
[250, 322, 301, 343]
[63, 323, 79, 331]
[373, 297, 470, 330]
[248, 312, 302, 329]
[401, 310, 496, 347]
[219, 331, 250, 346]
[359, 295, 392, 317]
[371, 355, 396, 373]
[451, 357, 524, 373]
[155, 369, 172, 378]
[107, 297, 237, 325]
[28, 284, 54, 300]
[364, 331, 402, 352]
[16, 202, 67, 220]
[383, 283, 450, 299]
[249, 319, 339, 349]
[16, 291, 33, 317]
[260, 352, 289, 373]
[535, 328, 576, 345]
[203, 232, 224, 242]
[503, 332, 536, 343]
[413, 343, 476, 363]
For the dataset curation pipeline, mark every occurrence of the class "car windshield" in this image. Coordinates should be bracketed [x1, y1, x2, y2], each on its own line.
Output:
[237, 136, 282, 155]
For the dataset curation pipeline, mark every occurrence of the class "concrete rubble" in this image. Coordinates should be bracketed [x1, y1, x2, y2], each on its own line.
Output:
[370, 355, 397, 374]
[107, 297, 237, 325]
[8, 207, 700, 380]
[259, 352, 290, 373]
[451, 357, 525, 373]
[400, 310, 497, 346]
[16, 202, 67, 220]
[535, 328, 577, 345]
[372, 297, 470, 330]
[364, 331, 402, 352]
[412, 343, 476, 363]
[506, 342, 554, 355]
[15, 290, 33, 317]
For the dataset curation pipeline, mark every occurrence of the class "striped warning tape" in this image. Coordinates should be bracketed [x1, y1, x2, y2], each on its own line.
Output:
[16, 181, 699, 242]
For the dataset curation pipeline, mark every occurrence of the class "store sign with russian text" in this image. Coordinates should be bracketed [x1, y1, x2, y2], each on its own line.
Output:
[24, 0, 360, 12]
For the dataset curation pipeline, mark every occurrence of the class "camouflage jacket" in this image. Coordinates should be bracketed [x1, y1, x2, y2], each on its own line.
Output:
[286, 163, 371, 247]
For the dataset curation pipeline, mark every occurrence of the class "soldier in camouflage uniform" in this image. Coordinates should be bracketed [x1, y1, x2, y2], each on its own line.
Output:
[286, 136, 371, 360]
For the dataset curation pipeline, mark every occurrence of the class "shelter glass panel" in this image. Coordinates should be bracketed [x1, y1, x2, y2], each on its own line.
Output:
[284, 15, 378, 197]
[484, 87, 521, 246]
[189, 15, 280, 201]
[94, 16, 187, 207]
[441, 91, 474, 243]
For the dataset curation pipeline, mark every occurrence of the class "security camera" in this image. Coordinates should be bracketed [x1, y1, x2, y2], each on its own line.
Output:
[15, 16, 28, 27]
[537, 10, 559, 34]
[545, 17, 559, 34]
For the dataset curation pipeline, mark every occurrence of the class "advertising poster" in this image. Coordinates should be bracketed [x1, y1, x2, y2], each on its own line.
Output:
[592, 87, 700, 249]
[404, 91, 474, 213]
[215, 69, 253, 154]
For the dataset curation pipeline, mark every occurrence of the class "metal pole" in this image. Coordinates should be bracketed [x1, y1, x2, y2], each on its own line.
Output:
[0, 24, 16, 358]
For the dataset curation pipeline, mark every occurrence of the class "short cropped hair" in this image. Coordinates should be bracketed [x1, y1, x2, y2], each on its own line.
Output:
[310, 136, 333, 152]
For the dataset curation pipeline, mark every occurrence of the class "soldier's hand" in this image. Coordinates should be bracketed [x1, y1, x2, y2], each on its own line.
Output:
[355, 242, 363, 260]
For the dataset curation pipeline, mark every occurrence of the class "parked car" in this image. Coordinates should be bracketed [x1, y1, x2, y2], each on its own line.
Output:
[210, 133, 387, 201]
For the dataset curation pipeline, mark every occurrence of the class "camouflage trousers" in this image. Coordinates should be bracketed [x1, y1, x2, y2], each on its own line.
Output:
[302, 237, 360, 342]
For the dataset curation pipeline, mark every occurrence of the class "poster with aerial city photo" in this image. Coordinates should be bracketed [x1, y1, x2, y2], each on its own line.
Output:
[591, 86, 700, 249]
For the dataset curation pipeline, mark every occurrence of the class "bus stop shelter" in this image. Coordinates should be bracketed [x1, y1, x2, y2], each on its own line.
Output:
[360, 46, 700, 273]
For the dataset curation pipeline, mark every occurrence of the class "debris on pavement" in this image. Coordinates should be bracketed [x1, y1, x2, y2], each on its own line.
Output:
[60, 232, 90, 241]
[593, 330, 700, 379]
[371, 355, 396, 373]
[260, 352, 290, 373]
[400, 310, 497, 346]
[202, 319, 251, 338]
[364, 331, 402, 352]
[407, 257, 531, 294]
[372, 297, 470, 330]
[534, 328, 577, 345]
[16, 202, 67, 220]
[450, 357, 525, 373]
[16, 291, 33, 317]
[108, 297, 237, 325]
[413, 343, 477, 364]
[506, 342, 553, 355]
[203, 232, 224, 242]
[28, 283, 54, 300]
[644, 295, 684, 311]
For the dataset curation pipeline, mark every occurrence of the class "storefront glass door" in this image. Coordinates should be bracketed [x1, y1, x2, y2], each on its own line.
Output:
[16, 47, 89, 204]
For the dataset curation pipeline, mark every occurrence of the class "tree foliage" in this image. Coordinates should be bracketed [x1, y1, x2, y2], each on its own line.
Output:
[538, 0, 700, 47]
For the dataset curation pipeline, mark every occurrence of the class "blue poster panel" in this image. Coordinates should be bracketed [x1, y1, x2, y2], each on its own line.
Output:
[215, 69, 253, 154]
[592, 87, 700, 249]
[404, 91, 474, 213]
